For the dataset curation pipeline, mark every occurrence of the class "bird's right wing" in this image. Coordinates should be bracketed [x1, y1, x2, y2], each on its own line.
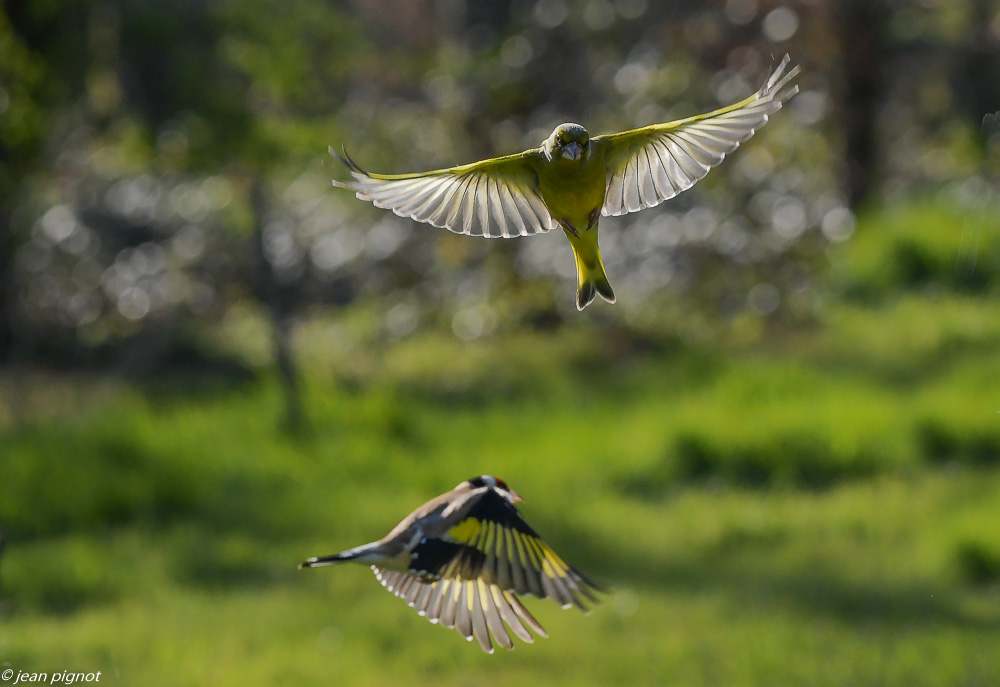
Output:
[372, 566, 546, 653]
[332, 147, 555, 238]
[593, 54, 800, 217]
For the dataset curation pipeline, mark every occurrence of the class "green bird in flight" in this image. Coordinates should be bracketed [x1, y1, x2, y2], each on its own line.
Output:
[332, 55, 799, 310]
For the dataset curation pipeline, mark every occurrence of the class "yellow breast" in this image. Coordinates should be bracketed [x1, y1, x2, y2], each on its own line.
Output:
[534, 156, 607, 227]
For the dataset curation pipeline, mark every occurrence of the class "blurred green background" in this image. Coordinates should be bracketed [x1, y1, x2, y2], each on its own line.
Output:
[2, 0, 999, 685]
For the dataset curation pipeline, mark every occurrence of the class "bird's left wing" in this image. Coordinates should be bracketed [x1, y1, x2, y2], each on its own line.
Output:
[594, 53, 800, 217]
[437, 489, 601, 609]
[332, 148, 555, 238]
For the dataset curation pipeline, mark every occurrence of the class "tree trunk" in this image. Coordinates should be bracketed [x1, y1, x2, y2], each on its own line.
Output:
[0, 219, 14, 364]
[250, 178, 305, 431]
[834, 0, 888, 209]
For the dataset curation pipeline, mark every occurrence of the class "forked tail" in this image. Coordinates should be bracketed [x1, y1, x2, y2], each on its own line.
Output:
[574, 247, 616, 311]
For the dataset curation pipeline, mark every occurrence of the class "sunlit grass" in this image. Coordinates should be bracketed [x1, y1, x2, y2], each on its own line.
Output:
[2, 200, 1000, 685]
[4, 470, 999, 686]
[830, 199, 1000, 299]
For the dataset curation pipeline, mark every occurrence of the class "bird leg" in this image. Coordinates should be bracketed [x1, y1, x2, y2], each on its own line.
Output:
[558, 218, 579, 238]
[558, 209, 600, 238]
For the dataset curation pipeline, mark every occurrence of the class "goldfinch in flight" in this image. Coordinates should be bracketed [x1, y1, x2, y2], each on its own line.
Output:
[332, 55, 799, 310]
[299, 475, 601, 653]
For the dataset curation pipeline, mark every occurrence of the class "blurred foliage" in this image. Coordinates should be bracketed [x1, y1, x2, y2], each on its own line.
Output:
[3, 1, 1000, 684]
[3, 0, 998, 372]
[2, 198, 1000, 682]
[831, 195, 1000, 299]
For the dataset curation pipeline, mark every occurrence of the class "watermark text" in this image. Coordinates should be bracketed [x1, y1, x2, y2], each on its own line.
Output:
[2, 669, 101, 685]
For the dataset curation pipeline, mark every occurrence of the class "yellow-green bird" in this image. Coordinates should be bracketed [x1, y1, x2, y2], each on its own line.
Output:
[333, 55, 799, 310]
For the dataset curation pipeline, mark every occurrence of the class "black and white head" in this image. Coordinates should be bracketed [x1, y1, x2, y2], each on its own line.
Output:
[460, 475, 522, 503]
[544, 123, 590, 162]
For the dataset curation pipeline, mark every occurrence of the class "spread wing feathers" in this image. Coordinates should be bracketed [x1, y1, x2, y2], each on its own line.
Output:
[331, 147, 555, 239]
[369, 488, 600, 653]
[441, 490, 602, 610]
[372, 567, 546, 653]
[596, 53, 800, 217]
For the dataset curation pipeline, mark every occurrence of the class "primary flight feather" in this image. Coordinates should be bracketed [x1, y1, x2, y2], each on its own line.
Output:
[300, 475, 601, 653]
[333, 55, 800, 310]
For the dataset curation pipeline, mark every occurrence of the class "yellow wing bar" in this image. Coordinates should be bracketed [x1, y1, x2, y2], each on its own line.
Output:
[445, 516, 600, 609]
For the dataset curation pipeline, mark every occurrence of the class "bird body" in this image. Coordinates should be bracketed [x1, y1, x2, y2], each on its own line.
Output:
[533, 130, 617, 308]
[333, 55, 799, 309]
[314, 489, 469, 573]
[300, 475, 600, 653]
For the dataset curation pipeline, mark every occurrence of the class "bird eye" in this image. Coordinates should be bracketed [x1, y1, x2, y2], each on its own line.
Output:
[555, 135, 563, 145]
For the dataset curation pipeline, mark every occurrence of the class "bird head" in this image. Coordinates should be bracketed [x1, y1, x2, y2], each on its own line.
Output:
[463, 475, 522, 503]
[544, 123, 590, 162]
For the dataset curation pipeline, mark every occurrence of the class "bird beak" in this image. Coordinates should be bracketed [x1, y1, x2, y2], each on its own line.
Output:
[562, 141, 583, 160]
[509, 490, 523, 503]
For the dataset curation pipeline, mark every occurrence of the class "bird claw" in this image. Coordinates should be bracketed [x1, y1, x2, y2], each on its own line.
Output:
[559, 219, 579, 238]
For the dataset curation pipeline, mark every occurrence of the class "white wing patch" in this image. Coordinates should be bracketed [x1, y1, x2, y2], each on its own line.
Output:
[601, 54, 800, 217]
[371, 566, 546, 653]
[333, 150, 555, 239]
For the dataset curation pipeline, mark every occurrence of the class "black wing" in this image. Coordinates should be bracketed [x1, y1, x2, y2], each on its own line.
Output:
[435, 489, 601, 608]
[369, 489, 601, 653]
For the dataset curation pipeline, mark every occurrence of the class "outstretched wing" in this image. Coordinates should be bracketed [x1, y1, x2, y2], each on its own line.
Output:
[372, 566, 547, 653]
[369, 489, 601, 653]
[594, 53, 800, 217]
[436, 489, 601, 609]
[332, 147, 555, 238]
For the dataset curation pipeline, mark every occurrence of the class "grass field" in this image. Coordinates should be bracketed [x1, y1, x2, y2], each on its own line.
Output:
[2, 201, 999, 686]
